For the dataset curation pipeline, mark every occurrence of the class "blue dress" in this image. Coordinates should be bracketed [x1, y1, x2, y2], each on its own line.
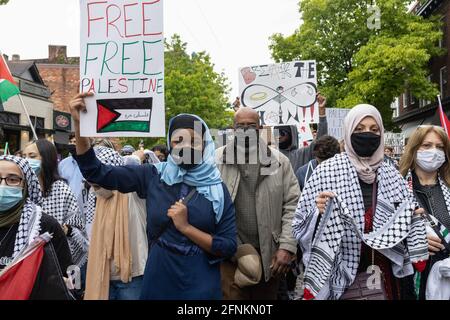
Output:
[74, 148, 237, 300]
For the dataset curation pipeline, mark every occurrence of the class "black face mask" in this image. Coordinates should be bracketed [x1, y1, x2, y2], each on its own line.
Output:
[66, 144, 76, 155]
[171, 147, 203, 171]
[351, 132, 381, 157]
[234, 128, 259, 151]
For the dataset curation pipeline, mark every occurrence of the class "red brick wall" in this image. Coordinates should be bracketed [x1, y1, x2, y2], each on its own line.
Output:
[37, 64, 79, 113]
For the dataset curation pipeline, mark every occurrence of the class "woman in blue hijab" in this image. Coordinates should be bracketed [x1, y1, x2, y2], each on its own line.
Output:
[68, 93, 237, 300]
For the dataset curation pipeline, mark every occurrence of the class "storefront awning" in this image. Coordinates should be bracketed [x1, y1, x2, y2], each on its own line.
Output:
[399, 114, 438, 138]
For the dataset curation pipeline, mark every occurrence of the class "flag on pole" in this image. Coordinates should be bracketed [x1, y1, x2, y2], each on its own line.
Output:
[0, 54, 20, 104]
[437, 95, 450, 137]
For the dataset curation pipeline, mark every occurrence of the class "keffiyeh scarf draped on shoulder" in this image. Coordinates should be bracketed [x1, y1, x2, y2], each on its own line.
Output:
[41, 180, 88, 267]
[405, 171, 450, 242]
[292, 153, 429, 300]
[0, 156, 43, 259]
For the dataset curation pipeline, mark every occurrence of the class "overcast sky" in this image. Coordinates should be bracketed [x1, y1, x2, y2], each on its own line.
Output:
[0, 0, 301, 101]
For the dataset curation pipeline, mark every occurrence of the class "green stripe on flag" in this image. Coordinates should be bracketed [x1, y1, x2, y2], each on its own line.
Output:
[0, 79, 20, 103]
[99, 121, 150, 133]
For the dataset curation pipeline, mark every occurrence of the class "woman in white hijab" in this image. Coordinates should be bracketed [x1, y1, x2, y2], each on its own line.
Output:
[292, 104, 429, 300]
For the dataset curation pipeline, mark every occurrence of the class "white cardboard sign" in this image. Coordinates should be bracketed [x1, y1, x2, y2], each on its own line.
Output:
[79, 0, 165, 137]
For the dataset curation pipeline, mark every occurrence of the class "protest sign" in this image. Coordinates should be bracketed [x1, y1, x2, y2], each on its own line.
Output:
[79, 0, 165, 137]
[384, 132, 405, 156]
[326, 108, 350, 140]
[239, 61, 318, 126]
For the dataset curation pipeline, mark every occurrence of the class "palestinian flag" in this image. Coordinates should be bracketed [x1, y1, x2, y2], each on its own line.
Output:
[438, 95, 450, 137]
[0, 233, 51, 300]
[0, 54, 19, 104]
[96, 98, 153, 133]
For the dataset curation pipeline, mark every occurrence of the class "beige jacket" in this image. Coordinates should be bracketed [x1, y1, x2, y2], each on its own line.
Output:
[215, 144, 300, 281]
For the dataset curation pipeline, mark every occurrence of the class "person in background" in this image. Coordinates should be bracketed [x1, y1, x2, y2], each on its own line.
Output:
[58, 134, 89, 219]
[399, 125, 450, 300]
[273, 94, 328, 173]
[151, 145, 168, 162]
[23, 139, 88, 268]
[143, 149, 160, 164]
[384, 146, 394, 158]
[84, 147, 148, 300]
[14, 150, 23, 158]
[384, 145, 399, 169]
[296, 135, 341, 191]
[293, 104, 428, 300]
[216, 107, 300, 300]
[69, 92, 237, 300]
[0, 155, 73, 299]
[120, 145, 135, 157]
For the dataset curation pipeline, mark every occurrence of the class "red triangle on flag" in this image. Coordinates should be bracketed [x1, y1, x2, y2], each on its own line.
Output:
[0, 54, 17, 85]
[97, 102, 120, 132]
[0, 243, 45, 300]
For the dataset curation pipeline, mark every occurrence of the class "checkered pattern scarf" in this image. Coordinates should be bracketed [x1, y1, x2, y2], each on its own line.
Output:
[41, 180, 89, 267]
[293, 153, 429, 299]
[84, 147, 124, 239]
[406, 171, 450, 246]
[0, 156, 43, 259]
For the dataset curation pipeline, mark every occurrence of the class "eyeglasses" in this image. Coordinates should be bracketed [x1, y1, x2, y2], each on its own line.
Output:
[0, 175, 23, 186]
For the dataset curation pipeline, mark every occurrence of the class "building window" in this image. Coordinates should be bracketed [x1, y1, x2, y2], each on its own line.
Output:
[440, 66, 448, 98]
[391, 98, 399, 118]
[402, 92, 408, 108]
[0, 112, 20, 125]
[408, 90, 416, 106]
[29, 116, 45, 129]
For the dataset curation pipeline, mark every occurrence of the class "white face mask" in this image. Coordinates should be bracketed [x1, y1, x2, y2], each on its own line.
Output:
[416, 149, 446, 173]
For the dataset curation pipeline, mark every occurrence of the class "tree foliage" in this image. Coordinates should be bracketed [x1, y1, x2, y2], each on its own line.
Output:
[120, 34, 233, 148]
[270, 0, 444, 129]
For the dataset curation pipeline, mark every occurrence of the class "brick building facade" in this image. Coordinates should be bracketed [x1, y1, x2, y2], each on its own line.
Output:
[394, 0, 450, 137]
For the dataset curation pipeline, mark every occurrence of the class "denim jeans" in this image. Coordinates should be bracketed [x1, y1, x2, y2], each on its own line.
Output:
[109, 276, 144, 300]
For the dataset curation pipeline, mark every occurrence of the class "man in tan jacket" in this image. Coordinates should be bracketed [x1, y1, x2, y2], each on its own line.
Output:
[216, 108, 300, 300]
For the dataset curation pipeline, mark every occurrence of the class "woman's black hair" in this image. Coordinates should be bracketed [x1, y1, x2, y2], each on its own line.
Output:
[151, 144, 168, 155]
[35, 139, 64, 197]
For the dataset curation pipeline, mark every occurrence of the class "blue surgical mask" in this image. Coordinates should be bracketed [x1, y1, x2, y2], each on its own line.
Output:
[0, 186, 23, 213]
[27, 159, 41, 175]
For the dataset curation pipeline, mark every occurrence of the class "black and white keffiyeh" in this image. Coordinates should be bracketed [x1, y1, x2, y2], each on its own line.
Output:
[84, 147, 124, 239]
[0, 155, 43, 259]
[292, 153, 429, 299]
[41, 180, 89, 267]
[406, 170, 450, 242]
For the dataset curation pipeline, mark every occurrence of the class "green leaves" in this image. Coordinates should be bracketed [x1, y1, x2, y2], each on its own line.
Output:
[270, 0, 444, 129]
[120, 35, 232, 149]
[0, 0, 9, 5]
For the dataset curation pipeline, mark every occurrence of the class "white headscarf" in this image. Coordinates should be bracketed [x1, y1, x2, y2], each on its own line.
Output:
[343, 104, 385, 184]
